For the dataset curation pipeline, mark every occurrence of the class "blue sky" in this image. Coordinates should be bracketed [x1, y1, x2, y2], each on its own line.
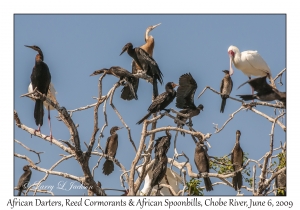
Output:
[13, 15, 286, 196]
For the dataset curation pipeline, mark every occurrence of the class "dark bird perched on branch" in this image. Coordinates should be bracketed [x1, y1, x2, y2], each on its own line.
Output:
[220, 70, 233, 113]
[236, 76, 286, 106]
[231, 130, 244, 191]
[120, 42, 163, 98]
[16, 165, 32, 196]
[122, 23, 161, 101]
[136, 82, 178, 125]
[194, 142, 213, 192]
[148, 155, 168, 196]
[25, 45, 52, 142]
[102, 126, 123, 176]
[90, 66, 138, 100]
[152, 130, 171, 170]
[175, 73, 204, 135]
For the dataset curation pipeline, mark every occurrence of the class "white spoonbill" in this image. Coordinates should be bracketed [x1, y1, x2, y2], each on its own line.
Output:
[137, 167, 183, 196]
[228, 45, 275, 88]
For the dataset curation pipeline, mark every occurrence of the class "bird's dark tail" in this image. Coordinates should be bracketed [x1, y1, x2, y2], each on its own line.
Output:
[102, 159, 114, 176]
[220, 98, 227, 113]
[34, 99, 44, 126]
[204, 177, 213, 192]
[17, 188, 22, 196]
[121, 78, 139, 100]
[232, 171, 243, 191]
[153, 77, 158, 99]
[137, 112, 152, 125]
[236, 94, 256, 101]
[90, 69, 106, 76]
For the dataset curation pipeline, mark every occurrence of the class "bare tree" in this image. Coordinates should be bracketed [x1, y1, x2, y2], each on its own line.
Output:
[14, 69, 286, 196]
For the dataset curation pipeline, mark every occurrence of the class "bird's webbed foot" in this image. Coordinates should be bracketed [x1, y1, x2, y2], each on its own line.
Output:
[34, 126, 41, 135]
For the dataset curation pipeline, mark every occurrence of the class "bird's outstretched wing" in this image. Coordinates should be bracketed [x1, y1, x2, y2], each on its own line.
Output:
[238, 76, 272, 92]
[176, 73, 197, 109]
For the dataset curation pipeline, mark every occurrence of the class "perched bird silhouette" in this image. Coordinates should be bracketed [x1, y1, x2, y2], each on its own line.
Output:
[120, 42, 163, 98]
[25, 45, 52, 142]
[220, 70, 233, 113]
[136, 82, 178, 125]
[152, 130, 171, 170]
[236, 76, 286, 106]
[16, 165, 32, 196]
[231, 130, 244, 191]
[90, 66, 138, 100]
[102, 126, 123, 175]
[148, 155, 168, 196]
[228, 45, 275, 91]
[122, 23, 161, 100]
[175, 73, 204, 134]
[194, 142, 213, 192]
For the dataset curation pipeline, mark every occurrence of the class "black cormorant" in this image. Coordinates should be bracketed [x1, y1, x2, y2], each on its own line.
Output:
[90, 66, 138, 100]
[120, 42, 163, 98]
[16, 165, 32, 196]
[194, 142, 213, 192]
[237, 76, 286, 106]
[220, 70, 233, 113]
[136, 82, 178, 124]
[102, 126, 123, 175]
[175, 73, 204, 134]
[231, 130, 244, 191]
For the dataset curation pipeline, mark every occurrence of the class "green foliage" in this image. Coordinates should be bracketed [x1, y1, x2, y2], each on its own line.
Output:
[209, 152, 251, 185]
[277, 152, 286, 169]
[185, 178, 204, 196]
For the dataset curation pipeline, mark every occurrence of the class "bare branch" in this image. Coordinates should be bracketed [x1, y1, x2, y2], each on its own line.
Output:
[109, 82, 137, 152]
[273, 68, 286, 86]
[213, 106, 244, 133]
[14, 110, 73, 154]
[249, 108, 286, 132]
[198, 86, 243, 103]
[14, 139, 43, 165]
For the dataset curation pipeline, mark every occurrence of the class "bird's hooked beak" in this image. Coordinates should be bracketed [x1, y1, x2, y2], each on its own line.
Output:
[120, 46, 128, 56]
[228, 50, 234, 76]
[118, 127, 124, 130]
[172, 83, 179, 88]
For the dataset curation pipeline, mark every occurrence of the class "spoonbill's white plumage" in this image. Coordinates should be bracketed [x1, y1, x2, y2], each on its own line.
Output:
[28, 82, 58, 110]
[228, 45, 275, 88]
[137, 167, 183, 196]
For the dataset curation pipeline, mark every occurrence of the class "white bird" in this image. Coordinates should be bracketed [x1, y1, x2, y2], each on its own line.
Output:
[228, 45, 275, 89]
[28, 82, 58, 110]
[137, 167, 183, 196]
